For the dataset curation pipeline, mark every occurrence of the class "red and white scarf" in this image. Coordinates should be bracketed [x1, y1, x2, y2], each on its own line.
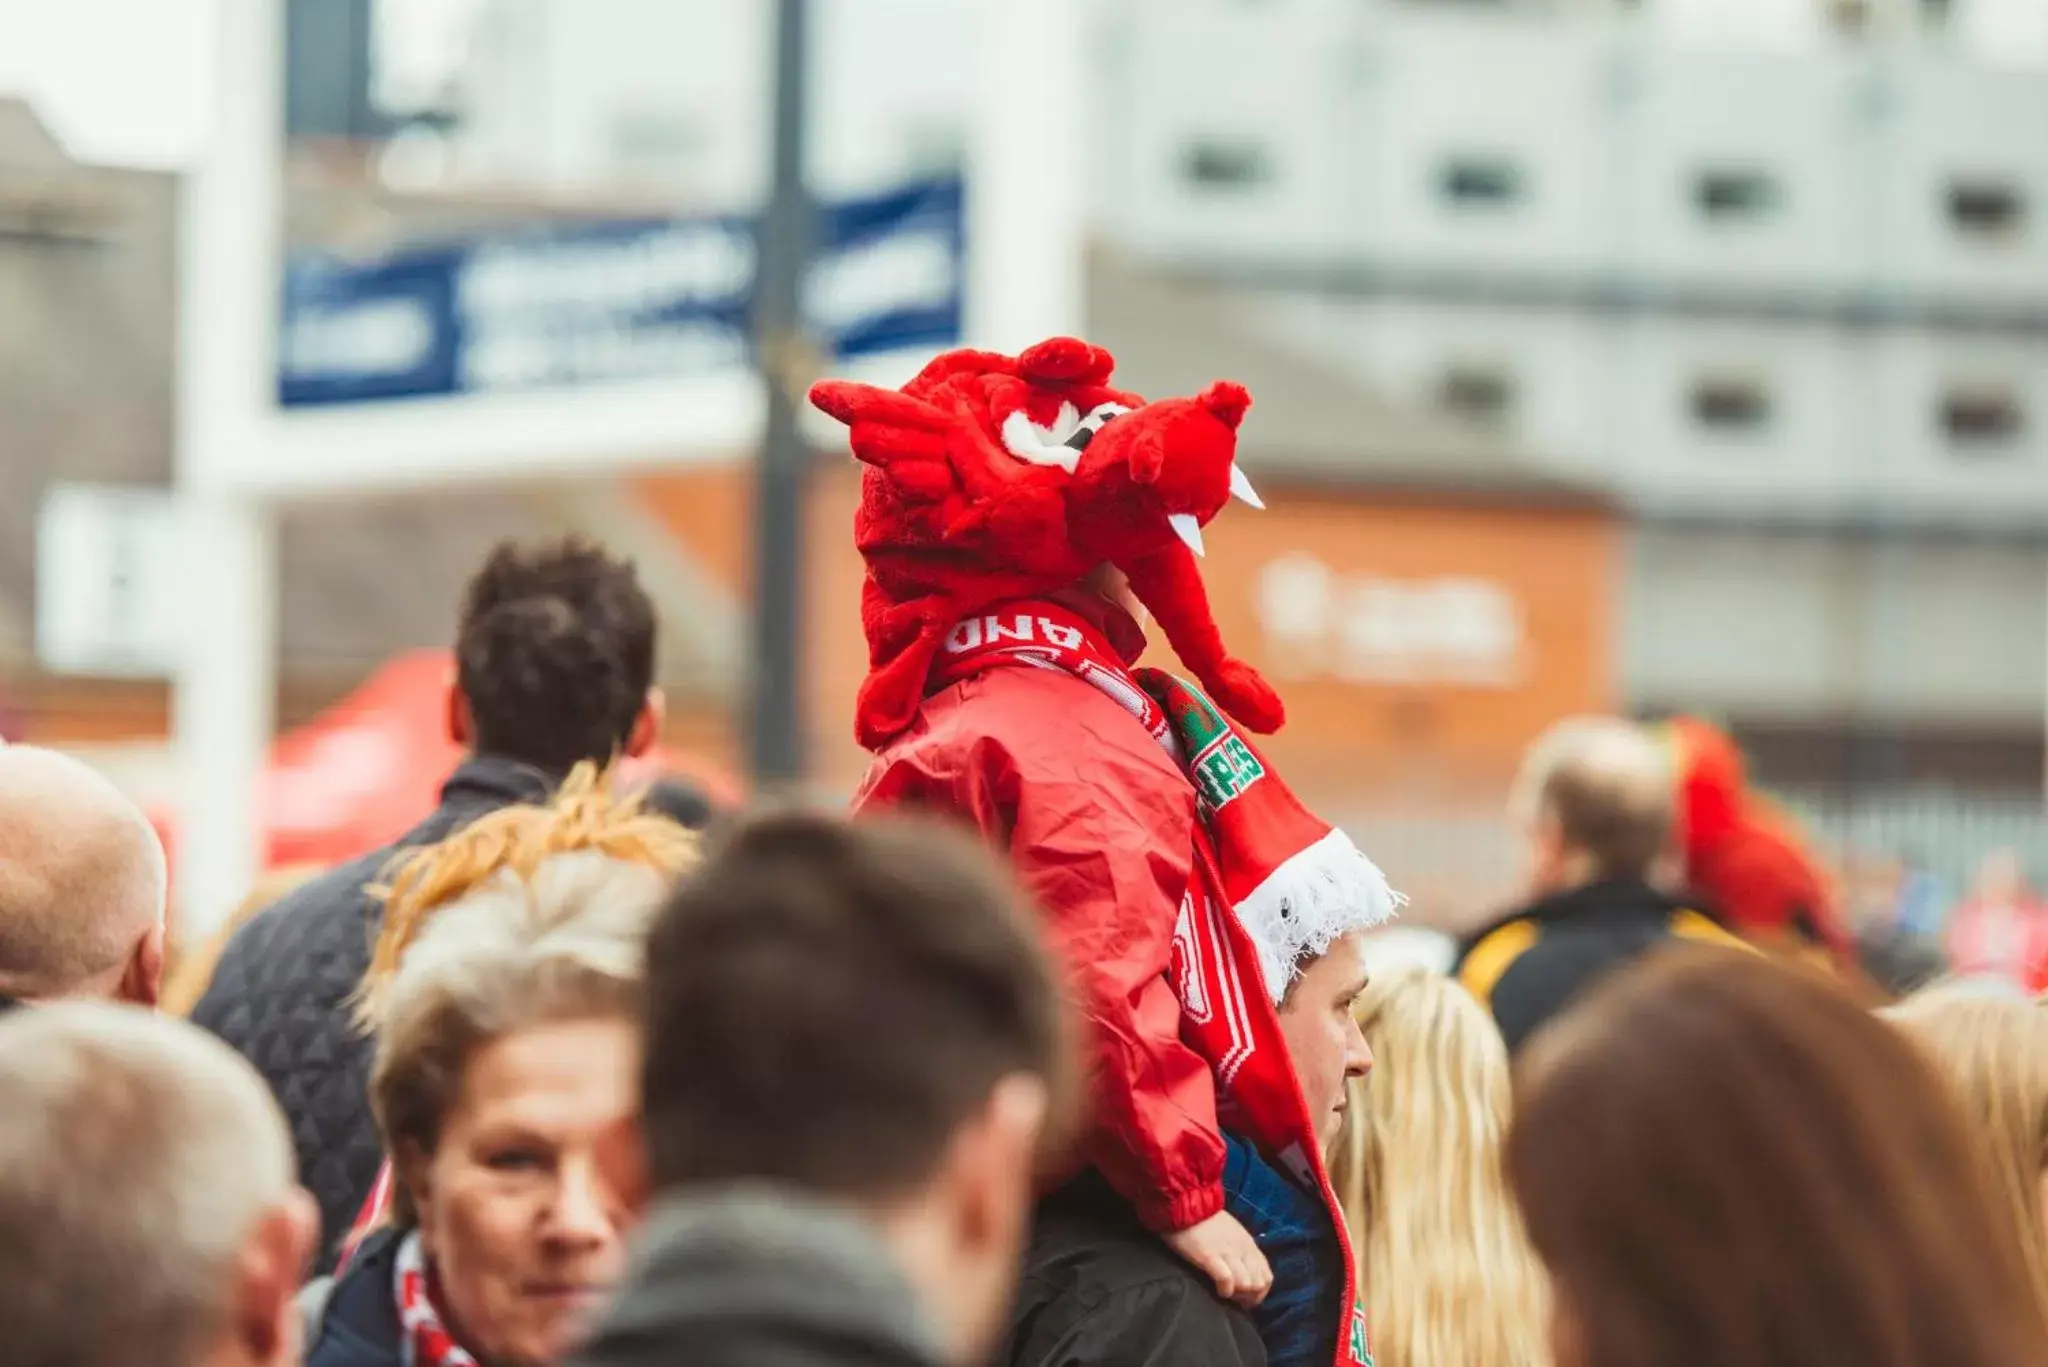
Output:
[395, 1230, 478, 1367]
[931, 599, 1399, 1002]
[339, 1161, 396, 1273]
[931, 598, 1397, 1367]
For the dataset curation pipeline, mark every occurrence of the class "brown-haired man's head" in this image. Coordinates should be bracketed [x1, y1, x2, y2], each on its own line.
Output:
[1510, 716, 1674, 899]
[638, 809, 1076, 1365]
[449, 537, 660, 775]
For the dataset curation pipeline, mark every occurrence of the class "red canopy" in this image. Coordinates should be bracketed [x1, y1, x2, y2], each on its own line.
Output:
[157, 649, 741, 875]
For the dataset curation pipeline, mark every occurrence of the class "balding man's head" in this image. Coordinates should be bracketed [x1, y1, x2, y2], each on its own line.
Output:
[0, 1003, 317, 1367]
[1512, 717, 1675, 895]
[0, 746, 167, 1004]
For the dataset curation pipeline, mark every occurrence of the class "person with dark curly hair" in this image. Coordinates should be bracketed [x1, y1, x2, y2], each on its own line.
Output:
[192, 537, 668, 1271]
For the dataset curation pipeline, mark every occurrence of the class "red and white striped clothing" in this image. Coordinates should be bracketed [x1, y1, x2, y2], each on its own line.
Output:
[394, 1230, 478, 1367]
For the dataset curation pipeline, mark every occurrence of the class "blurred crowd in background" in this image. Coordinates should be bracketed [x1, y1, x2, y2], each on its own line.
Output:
[3, 2, 2048, 1364]
[2, 531, 2047, 1367]
[6, 0, 2048, 947]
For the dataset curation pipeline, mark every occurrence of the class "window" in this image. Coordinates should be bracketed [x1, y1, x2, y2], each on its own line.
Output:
[1435, 363, 1517, 428]
[1941, 383, 2025, 449]
[1690, 373, 1773, 433]
[0, 188, 114, 244]
[1948, 179, 2026, 241]
[899, 117, 965, 177]
[1695, 167, 1784, 224]
[611, 110, 707, 179]
[1438, 156, 1524, 209]
[1181, 138, 1272, 192]
[1828, 0, 1877, 35]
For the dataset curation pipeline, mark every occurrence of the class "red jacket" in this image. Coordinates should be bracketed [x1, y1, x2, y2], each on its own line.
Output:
[853, 619, 1227, 1233]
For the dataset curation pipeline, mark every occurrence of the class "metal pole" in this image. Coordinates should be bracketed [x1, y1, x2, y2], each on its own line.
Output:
[173, 0, 284, 939]
[747, 0, 815, 787]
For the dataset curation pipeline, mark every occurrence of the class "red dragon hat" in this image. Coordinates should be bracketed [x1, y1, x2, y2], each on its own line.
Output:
[1664, 716, 1850, 957]
[811, 337, 1282, 751]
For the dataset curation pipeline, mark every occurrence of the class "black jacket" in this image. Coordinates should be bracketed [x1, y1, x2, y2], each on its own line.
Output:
[191, 756, 555, 1268]
[303, 1228, 405, 1367]
[573, 1187, 944, 1367]
[1002, 1176, 1266, 1367]
[1455, 877, 1745, 1053]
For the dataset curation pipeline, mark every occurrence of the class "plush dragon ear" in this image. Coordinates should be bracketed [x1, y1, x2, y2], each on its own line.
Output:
[809, 379, 948, 432]
[811, 380, 960, 499]
[1198, 380, 1251, 430]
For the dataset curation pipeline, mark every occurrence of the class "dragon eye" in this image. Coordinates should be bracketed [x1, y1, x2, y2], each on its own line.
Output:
[1064, 402, 1129, 452]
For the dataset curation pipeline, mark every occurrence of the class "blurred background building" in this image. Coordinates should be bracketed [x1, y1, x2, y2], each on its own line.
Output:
[4, 0, 2047, 927]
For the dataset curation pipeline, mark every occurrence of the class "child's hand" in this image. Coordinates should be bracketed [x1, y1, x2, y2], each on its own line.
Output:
[1164, 1211, 1272, 1308]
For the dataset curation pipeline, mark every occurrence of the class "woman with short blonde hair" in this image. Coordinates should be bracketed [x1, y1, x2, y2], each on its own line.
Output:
[1331, 967, 1549, 1367]
[1887, 982, 2048, 1323]
[306, 765, 699, 1367]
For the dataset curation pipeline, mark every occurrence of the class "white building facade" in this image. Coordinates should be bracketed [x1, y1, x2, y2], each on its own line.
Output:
[445, 0, 2048, 791]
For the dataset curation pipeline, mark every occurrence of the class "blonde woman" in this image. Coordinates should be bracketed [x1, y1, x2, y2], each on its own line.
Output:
[1331, 967, 1549, 1367]
[302, 764, 699, 1367]
[1887, 982, 2048, 1322]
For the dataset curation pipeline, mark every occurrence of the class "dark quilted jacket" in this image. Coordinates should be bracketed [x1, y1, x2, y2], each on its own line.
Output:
[191, 756, 556, 1270]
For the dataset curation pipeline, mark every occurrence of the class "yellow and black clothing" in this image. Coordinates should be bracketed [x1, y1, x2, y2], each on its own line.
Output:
[1455, 878, 1748, 1054]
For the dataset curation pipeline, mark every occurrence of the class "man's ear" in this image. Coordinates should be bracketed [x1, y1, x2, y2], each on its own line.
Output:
[624, 688, 665, 760]
[232, 1189, 320, 1367]
[595, 1111, 650, 1216]
[445, 676, 474, 750]
[952, 1074, 1050, 1245]
[123, 922, 166, 1009]
[1528, 808, 1579, 894]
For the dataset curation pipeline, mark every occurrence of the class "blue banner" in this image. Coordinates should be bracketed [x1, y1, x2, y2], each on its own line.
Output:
[278, 176, 964, 408]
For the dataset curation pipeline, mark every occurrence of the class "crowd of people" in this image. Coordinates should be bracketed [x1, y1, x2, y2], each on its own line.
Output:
[7, 337, 2048, 1367]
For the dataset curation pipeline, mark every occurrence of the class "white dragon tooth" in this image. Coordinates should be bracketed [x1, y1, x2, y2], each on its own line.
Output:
[1228, 464, 1266, 510]
[1168, 513, 1206, 558]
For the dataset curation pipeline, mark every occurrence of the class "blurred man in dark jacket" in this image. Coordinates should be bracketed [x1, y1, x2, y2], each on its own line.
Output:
[1000, 1149, 1270, 1367]
[999, 925, 1377, 1367]
[574, 812, 1074, 1367]
[192, 537, 664, 1268]
[1457, 717, 1749, 1054]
